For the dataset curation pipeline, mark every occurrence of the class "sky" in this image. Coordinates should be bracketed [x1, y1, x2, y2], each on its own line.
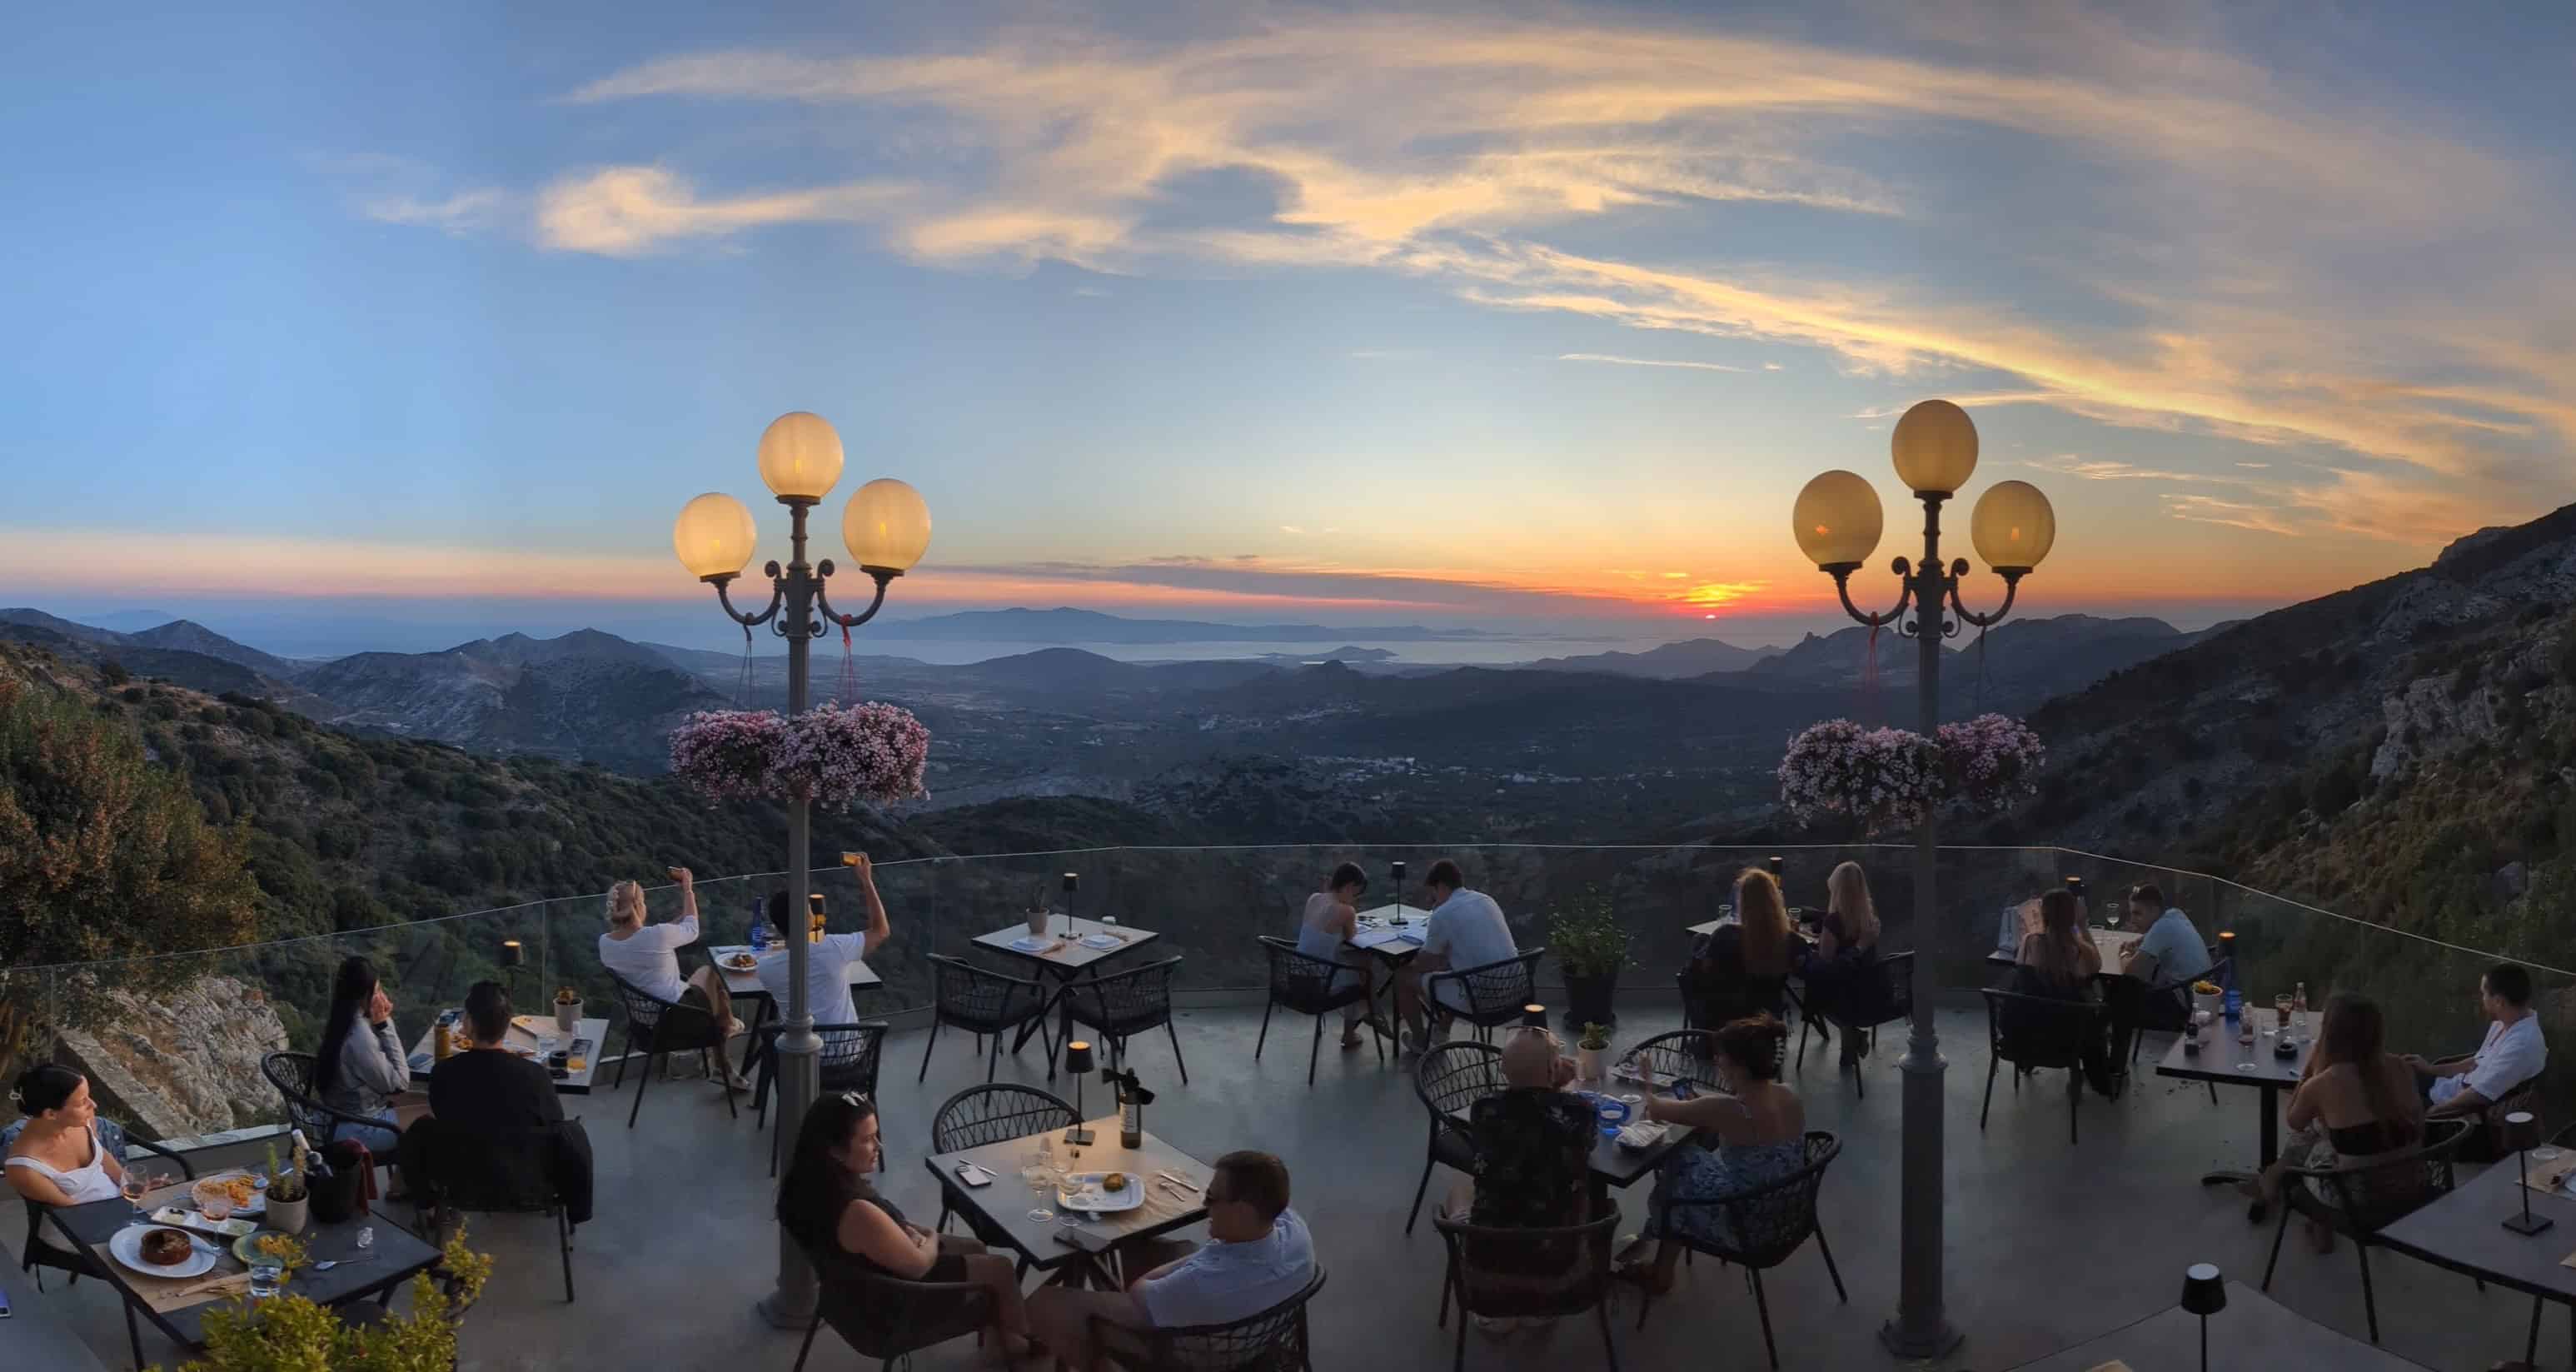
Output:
[5, 1, 2574, 654]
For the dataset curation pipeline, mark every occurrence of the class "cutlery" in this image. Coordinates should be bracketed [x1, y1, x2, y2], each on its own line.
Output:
[1153, 1171, 1201, 1192]
[311, 1255, 375, 1271]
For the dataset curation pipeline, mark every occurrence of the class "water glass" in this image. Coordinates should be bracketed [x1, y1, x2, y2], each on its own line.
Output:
[248, 1262, 284, 1300]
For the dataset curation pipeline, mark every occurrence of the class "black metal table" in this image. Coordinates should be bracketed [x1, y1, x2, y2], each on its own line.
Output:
[2005, 1279, 2429, 1370]
[1582, 1111, 1686, 1217]
[2154, 1030, 2309, 1184]
[925, 1116, 1212, 1290]
[971, 918, 1162, 1053]
[2379, 1154, 2576, 1369]
[42, 1186, 441, 1366]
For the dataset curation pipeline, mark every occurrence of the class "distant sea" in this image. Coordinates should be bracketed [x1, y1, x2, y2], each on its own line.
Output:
[887, 636, 1687, 666]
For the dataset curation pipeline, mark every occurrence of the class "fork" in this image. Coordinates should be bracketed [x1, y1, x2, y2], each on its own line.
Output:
[310, 1255, 376, 1271]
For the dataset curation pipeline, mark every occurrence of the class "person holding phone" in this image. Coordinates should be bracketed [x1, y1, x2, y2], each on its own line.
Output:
[598, 866, 750, 1090]
[1620, 1015, 1805, 1295]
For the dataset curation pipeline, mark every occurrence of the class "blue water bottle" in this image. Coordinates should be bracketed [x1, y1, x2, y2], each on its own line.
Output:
[2220, 955, 2241, 1023]
[748, 898, 770, 951]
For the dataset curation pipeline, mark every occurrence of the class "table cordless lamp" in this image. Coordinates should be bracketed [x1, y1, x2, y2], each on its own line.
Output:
[1061, 872, 1079, 935]
[2504, 1111, 2553, 1235]
[2179, 1263, 2225, 1372]
[1522, 1004, 1548, 1028]
[1062, 1040, 1096, 1145]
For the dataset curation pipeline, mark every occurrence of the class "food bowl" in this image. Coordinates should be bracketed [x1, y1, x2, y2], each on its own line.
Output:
[140, 1228, 194, 1266]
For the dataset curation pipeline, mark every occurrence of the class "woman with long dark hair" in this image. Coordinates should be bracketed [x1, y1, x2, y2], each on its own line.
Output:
[1682, 868, 1793, 1029]
[4, 1065, 128, 1206]
[1294, 861, 1383, 1049]
[2003, 889, 2118, 1096]
[2246, 993, 2422, 1248]
[775, 1093, 1034, 1364]
[311, 955, 415, 1155]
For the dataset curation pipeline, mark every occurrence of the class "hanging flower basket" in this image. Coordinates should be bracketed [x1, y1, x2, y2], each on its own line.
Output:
[669, 703, 930, 810]
[772, 701, 930, 810]
[1936, 713, 2046, 812]
[669, 710, 789, 802]
[1776, 713, 2042, 836]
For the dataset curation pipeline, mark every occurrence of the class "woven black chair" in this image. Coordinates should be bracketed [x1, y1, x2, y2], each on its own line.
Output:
[1093, 1266, 1327, 1371]
[791, 1245, 998, 1372]
[1795, 951, 1912, 1097]
[929, 1083, 1078, 1268]
[1423, 947, 1547, 1044]
[1064, 955, 1189, 1083]
[1979, 987, 2109, 1145]
[262, 1050, 401, 1148]
[1407, 1040, 1505, 1235]
[1633, 1131, 1846, 1370]
[918, 955, 1056, 1084]
[1619, 1029, 1721, 1095]
[2264, 1116, 2471, 1343]
[605, 973, 737, 1129]
[405, 1120, 577, 1302]
[1432, 1210, 1620, 1372]
[752, 1022, 888, 1175]
[1256, 937, 1386, 1085]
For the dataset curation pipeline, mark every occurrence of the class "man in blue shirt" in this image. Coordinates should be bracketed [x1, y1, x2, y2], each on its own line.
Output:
[2117, 885, 2213, 1036]
[1396, 859, 1520, 1055]
[1027, 1150, 1316, 1370]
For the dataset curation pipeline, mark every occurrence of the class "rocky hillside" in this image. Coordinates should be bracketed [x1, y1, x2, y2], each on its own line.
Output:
[301, 634, 724, 772]
[2010, 501, 2576, 970]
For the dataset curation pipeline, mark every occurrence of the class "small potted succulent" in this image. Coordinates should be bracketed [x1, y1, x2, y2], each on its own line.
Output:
[552, 985, 583, 1033]
[263, 1140, 309, 1235]
[1575, 1022, 1612, 1085]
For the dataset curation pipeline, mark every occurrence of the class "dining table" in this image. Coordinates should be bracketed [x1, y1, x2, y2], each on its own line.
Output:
[2153, 1029, 2310, 1184]
[971, 916, 1162, 1052]
[41, 1171, 442, 1367]
[1986, 926, 2139, 977]
[2377, 1145, 2576, 1370]
[409, 1012, 609, 1094]
[1348, 903, 1434, 1026]
[2004, 1279, 2430, 1370]
[924, 1116, 1213, 1290]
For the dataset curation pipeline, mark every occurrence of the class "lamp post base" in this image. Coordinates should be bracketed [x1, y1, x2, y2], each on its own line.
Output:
[1879, 1315, 1964, 1360]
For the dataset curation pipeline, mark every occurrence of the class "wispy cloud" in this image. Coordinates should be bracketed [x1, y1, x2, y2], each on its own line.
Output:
[1557, 352, 1750, 374]
[2021, 455, 2237, 483]
[361, 189, 511, 235]
[2164, 495, 2298, 537]
[536, 167, 916, 257]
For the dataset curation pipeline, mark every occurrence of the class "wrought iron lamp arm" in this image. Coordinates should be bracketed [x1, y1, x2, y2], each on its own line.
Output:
[1831, 563, 1916, 629]
[815, 561, 896, 629]
[1944, 561, 2023, 628]
[712, 572, 785, 628]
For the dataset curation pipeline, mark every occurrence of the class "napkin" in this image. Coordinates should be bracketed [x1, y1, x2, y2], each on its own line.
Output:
[2524, 1151, 2576, 1195]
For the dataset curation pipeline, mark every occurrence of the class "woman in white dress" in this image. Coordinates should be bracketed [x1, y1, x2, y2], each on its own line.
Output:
[598, 866, 749, 1089]
[4, 1065, 127, 1207]
[1294, 861, 1382, 1049]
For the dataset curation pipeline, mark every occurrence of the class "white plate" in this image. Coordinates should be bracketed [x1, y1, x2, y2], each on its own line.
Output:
[110, 1225, 219, 1280]
[1079, 933, 1122, 950]
[190, 1173, 265, 1216]
[150, 1206, 257, 1240]
[1057, 1172, 1147, 1213]
[1010, 935, 1054, 952]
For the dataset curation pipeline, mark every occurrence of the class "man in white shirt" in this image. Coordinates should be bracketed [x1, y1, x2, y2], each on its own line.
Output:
[2406, 962, 2546, 1119]
[1394, 860, 1520, 1054]
[754, 852, 893, 1028]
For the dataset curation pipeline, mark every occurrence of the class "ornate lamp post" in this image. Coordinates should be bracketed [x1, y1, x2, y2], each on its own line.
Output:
[1791, 399, 2054, 1358]
[671, 411, 932, 1329]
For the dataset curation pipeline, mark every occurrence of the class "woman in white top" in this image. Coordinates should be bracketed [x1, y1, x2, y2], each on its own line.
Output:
[4, 1065, 127, 1206]
[599, 867, 749, 1088]
[1295, 861, 1381, 1050]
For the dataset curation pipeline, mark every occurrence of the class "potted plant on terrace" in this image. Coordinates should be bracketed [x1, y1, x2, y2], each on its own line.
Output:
[262, 1140, 307, 1236]
[1575, 1022, 1612, 1084]
[1550, 886, 1629, 1030]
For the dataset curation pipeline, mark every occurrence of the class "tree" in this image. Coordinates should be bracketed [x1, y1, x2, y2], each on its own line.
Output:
[0, 674, 262, 991]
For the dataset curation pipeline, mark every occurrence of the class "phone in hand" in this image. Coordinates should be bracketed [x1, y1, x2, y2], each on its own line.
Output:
[1671, 1078, 1697, 1100]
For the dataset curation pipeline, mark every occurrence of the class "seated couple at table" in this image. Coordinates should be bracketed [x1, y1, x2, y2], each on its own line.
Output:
[398, 980, 595, 1228]
[597, 865, 755, 1090]
[1294, 861, 1394, 1050]
[2004, 887, 2210, 1096]
[2240, 993, 2422, 1254]
[1390, 859, 1520, 1055]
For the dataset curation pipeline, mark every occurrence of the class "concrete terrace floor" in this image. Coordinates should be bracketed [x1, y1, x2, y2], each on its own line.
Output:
[12, 999, 2553, 1371]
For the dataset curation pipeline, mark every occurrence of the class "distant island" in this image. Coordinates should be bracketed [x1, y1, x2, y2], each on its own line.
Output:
[869, 606, 1498, 644]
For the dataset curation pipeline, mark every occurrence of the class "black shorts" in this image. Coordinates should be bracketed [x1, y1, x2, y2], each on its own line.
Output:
[921, 1253, 969, 1284]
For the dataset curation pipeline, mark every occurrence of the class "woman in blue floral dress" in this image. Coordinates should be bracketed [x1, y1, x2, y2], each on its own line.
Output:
[1622, 1015, 1807, 1292]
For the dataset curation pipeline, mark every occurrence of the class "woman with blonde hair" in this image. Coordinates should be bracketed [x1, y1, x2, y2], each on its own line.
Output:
[1682, 868, 1793, 1027]
[597, 866, 749, 1089]
[1800, 861, 1882, 1067]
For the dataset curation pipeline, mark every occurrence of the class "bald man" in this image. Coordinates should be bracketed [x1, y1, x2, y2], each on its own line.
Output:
[1445, 1028, 1599, 1335]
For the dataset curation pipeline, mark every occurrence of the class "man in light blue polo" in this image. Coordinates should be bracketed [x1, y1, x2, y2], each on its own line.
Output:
[1396, 859, 1518, 1054]
[2118, 884, 2213, 1035]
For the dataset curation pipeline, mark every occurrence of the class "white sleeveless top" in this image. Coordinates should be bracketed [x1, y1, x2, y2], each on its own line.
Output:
[5, 1124, 121, 1205]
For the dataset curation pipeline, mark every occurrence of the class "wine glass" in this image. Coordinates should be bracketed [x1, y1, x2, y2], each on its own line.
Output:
[121, 1170, 149, 1218]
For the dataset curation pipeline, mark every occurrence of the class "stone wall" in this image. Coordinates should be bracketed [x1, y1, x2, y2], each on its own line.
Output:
[53, 975, 290, 1140]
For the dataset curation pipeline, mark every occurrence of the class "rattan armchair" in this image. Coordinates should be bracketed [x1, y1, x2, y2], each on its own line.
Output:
[605, 973, 736, 1129]
[2265, 1116, 2471, 1343]
[918, 954, 1055, 1084]
[753, 1022, 887, 1175]
[262, 1050, 401, 1148]
[1256, 936, 1385, 1085]
[1064, 955, 1188, 1083]
[792, 1247, 998, 1372]
[1634, 1131, 1846, 1370]
[1423, 947, 1547, 1043]
[1432, 1211, 1620, 1372]
[1093, 1266, 1327, 1371]
[929, 1083, 1078, 1269]
[1406, 1040, 1504, 1235]
[1979, 987, 2110, 1145]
